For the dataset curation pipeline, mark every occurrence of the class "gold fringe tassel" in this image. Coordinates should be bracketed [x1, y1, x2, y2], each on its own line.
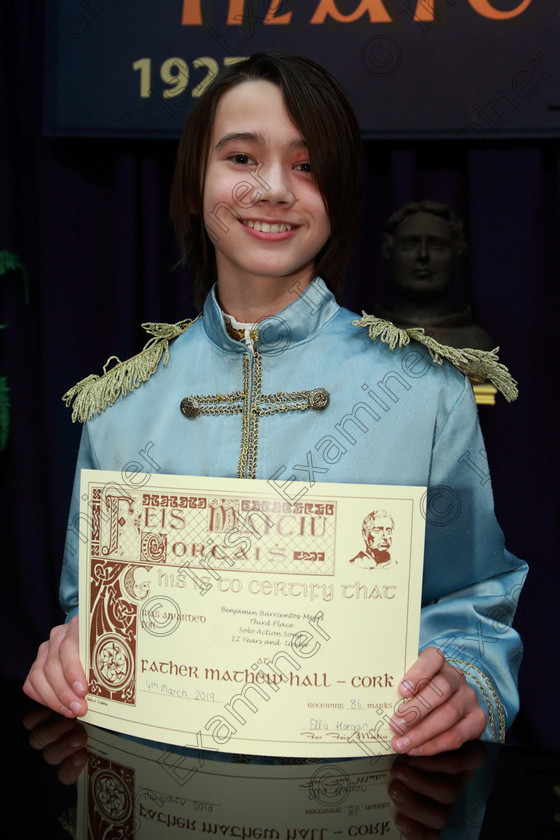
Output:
[62, 318, 196, 423]
[352, 313, 518, 403]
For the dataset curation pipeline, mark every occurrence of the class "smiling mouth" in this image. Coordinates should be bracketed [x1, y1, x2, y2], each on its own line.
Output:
[242, 220, 296, 233]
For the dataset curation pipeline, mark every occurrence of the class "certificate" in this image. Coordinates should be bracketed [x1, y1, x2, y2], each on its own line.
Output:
[79, 470, 426, 758]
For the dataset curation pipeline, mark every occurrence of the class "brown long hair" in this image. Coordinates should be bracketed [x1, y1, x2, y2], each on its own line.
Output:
[170, 52, 363, 309]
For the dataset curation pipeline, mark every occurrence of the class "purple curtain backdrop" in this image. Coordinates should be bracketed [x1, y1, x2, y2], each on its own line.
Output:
[1, 3, 558, 750]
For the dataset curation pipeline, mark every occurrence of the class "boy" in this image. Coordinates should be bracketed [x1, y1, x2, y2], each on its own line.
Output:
[24, 52, 526, 757]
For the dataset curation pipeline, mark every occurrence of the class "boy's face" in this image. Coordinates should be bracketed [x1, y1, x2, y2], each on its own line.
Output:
[202, 80, 331, 295]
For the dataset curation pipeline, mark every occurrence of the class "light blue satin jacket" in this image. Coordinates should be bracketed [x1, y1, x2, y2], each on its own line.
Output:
[60, 278, 526, 742]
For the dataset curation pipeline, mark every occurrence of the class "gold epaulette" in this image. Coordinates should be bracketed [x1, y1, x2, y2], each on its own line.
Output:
[352, 313, 518, 403]
[62, 317, 198, 423]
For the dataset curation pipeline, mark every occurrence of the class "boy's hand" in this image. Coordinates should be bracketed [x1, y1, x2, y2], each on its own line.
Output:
[23, 616, 88, 718]
[390, 647, 487, 756]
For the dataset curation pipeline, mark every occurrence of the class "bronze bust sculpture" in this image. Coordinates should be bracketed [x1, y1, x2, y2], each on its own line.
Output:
[376, 201, 495, 351]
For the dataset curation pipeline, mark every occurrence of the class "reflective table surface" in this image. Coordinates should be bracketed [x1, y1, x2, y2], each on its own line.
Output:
[4, 679, 559, 839]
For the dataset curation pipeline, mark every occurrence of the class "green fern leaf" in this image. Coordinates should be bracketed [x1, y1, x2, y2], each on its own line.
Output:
[0, 250, 29, 303]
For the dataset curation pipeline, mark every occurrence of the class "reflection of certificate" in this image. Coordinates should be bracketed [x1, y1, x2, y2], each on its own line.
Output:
[79, 470, 425, 758]
[77, 724, 401, 840]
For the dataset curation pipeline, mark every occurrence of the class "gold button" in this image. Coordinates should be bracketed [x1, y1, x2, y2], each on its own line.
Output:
[308, 388, 329, 411]
[181, 397, 200, 418]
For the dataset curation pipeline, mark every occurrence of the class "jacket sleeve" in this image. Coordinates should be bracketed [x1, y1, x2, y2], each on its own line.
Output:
[419, 376, 527, 742]
[59, 423, 100, 621]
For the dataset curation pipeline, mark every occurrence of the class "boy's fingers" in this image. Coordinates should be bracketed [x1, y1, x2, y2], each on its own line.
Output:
[24, 640, 70, 715]
[392, 674, 461, 737]
[58, 617, 87, 696]
[392, 695, 466, 753]
[390, 651, 487, 755]
[23, 618, 87, 717]
[399, 647, 446, 697]
[43, 626, 85, 715]
[393, 704, 487, 757]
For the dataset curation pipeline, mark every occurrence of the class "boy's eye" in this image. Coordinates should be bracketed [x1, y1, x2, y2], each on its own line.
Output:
[229, 153, 256, 165]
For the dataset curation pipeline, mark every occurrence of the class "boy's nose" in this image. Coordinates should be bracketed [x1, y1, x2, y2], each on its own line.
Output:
[259, 163, 295, 204]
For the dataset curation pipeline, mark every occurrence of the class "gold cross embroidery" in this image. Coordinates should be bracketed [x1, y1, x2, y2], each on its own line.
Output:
[180, 353, 329, 479]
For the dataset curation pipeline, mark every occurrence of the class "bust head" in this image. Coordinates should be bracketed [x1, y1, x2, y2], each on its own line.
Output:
[382, 201, 467, 304]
